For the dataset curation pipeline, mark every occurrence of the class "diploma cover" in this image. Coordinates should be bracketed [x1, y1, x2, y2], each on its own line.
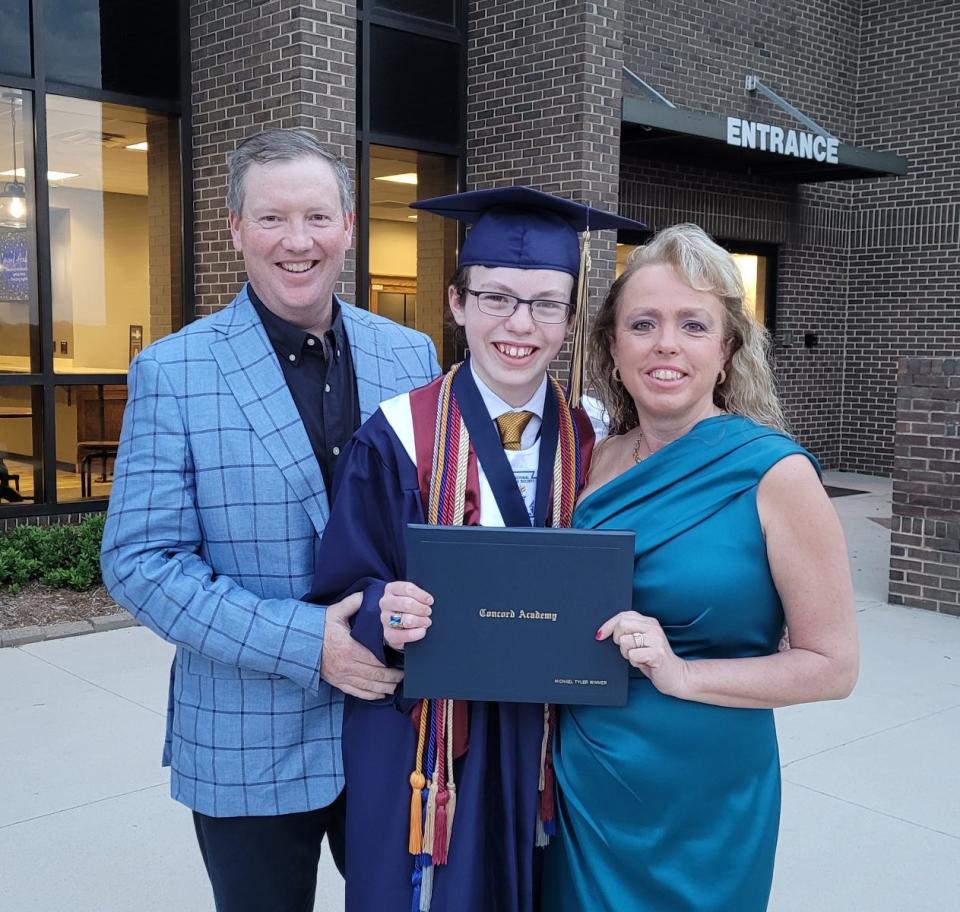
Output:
[403, 524, 634, 705]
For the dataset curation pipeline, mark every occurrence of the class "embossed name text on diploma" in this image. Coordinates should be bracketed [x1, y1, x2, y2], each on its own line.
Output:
[478, 608, 558, 621]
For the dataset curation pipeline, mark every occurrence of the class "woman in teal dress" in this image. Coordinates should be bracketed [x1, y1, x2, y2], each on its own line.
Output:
[543, 225, 860, 912]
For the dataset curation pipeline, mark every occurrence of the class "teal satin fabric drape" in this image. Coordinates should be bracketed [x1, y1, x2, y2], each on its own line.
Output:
[544, 416, 817, 912]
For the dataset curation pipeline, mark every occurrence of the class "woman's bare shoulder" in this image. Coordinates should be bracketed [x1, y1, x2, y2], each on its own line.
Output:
[580, 433, 631, 502]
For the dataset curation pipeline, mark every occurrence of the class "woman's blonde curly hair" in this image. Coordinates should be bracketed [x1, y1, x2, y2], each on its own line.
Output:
[589, 223, 788, 435]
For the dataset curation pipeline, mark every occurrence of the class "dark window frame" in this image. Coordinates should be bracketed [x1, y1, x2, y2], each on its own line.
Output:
[0, 0, 192, 520]
[41, 0, 181, 101]
[355, 0, 467, 313]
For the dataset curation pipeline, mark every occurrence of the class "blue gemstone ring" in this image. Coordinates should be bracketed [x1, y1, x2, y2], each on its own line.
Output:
[388, 613, 404, 629]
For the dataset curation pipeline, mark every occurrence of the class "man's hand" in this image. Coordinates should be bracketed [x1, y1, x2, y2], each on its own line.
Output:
[320, 592, 404, 700]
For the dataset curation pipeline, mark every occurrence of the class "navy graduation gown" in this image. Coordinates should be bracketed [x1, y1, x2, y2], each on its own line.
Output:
[309, 408, 546, 912]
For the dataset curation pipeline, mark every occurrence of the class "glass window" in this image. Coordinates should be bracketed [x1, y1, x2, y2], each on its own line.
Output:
[369, 27, 460, 144]
[43, 0, 179, 99]
[372, 0, 457, 25]
[0, 385, 42, 504]
[614, 243, 633, 278]
[54, 383, 126, 501]
[368, 145, 458, 364]
[0, 1, 32, 78]
[731, 253, 768, 325]
[0, 87, 39, 374]
[45, 96, 182, 375]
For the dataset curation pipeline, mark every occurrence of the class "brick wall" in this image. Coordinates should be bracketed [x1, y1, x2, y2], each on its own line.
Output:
[843, 0, 960, 473]
[622, 0, 860, 138]
[0, 511, 96, 536]
[189, 0, 357, 316]
[179, 0, 959, 476]
[619, 159, 849, 464]
[888, 358, 960, 616]
[617, 0, 861, 466]
[617, 0, 960, 474]
[466, 0, 626, 384]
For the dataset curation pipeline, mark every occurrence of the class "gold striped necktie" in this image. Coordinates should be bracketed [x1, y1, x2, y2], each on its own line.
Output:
[495, 411, 535, 451]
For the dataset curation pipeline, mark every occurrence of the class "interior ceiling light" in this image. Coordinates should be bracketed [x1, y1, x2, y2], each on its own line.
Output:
[0, 181, 26, 227]
[375, 172, 418, 185]
[0, 93, 26, 228]
[407, 214, 418, 220]
[0, 168, 79, 182]
[125, 141, 149, 151]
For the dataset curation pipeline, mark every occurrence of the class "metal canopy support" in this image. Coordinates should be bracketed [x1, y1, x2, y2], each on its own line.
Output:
[622, 67, 676, 108]
[619, 67, 907, 181]
[744, 74, 834, 139]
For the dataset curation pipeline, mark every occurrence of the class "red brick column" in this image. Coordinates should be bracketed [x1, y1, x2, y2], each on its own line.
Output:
[889, 358, 960, 616]
[190, 0, 357, 316]
[466, 0, 625, 384]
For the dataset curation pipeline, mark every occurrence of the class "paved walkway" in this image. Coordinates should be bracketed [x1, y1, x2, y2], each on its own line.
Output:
[1, 471, 958, 911]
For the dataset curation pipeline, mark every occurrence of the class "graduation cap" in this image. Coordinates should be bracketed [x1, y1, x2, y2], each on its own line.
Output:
[411, 186, 646, 406]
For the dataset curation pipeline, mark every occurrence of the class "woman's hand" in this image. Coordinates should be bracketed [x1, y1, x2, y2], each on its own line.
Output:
[381, 581, 434, 651]
[596, 611, 689, 698]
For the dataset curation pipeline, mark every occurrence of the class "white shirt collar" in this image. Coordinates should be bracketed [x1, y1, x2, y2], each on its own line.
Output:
[470, 364, 547, 419]
[470, 363, 547, 449]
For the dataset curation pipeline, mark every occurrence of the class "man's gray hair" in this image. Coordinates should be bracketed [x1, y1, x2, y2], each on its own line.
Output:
[226, 129, 355, 217]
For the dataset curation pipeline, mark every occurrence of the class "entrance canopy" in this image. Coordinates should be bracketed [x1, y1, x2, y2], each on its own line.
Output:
[621, 74, 908, 183]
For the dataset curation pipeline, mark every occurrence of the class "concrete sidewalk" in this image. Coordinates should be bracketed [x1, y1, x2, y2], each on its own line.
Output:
[1, 471, 958, 911]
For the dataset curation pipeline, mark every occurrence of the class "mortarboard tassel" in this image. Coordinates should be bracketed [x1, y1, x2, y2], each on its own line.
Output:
[567, 228, 592, 409]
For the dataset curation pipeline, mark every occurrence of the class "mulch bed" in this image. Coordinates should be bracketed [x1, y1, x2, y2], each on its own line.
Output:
[0, 583, 121, 630]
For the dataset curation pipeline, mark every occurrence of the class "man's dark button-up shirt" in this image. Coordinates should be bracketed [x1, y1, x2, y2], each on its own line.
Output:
[249, 284, 360, 495]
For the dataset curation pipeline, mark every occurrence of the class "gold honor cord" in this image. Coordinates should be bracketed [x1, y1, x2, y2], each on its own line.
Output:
[567, 228, 591, 409]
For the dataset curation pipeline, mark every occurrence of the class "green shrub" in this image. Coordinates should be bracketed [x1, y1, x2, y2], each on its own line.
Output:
[0, 513, 106, 593]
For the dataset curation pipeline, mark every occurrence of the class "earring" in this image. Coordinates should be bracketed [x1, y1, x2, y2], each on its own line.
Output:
[717, 368, 727, 386]
[612, 365, 622, 383]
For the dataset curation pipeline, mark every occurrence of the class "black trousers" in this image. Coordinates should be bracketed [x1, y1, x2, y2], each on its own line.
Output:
[192, 791, 346, 912]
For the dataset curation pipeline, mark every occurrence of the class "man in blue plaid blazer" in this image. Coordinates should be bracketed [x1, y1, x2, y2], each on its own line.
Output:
[101, 130, 440, 912]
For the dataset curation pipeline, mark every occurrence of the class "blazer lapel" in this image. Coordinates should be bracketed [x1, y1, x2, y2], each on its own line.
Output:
[340, 301, 396, 421]
[209, 293, 330, 533]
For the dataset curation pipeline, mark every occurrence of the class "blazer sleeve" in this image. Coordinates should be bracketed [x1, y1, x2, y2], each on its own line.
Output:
[100, 352, 329, 694]
[393, 325, 441, 389]
[424, 336, 441, 380]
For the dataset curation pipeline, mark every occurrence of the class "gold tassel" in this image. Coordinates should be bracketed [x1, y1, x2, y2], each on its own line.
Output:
[409, 699, 430, 855]
[409, 770, 426, 855]
[567, 228, 592, 409]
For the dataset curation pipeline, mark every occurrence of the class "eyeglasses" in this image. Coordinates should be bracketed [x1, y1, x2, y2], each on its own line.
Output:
[464, 289, 571, 324]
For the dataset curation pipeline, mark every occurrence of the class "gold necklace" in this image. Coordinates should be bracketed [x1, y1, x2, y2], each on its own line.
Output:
[633, 409, 728, 464]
